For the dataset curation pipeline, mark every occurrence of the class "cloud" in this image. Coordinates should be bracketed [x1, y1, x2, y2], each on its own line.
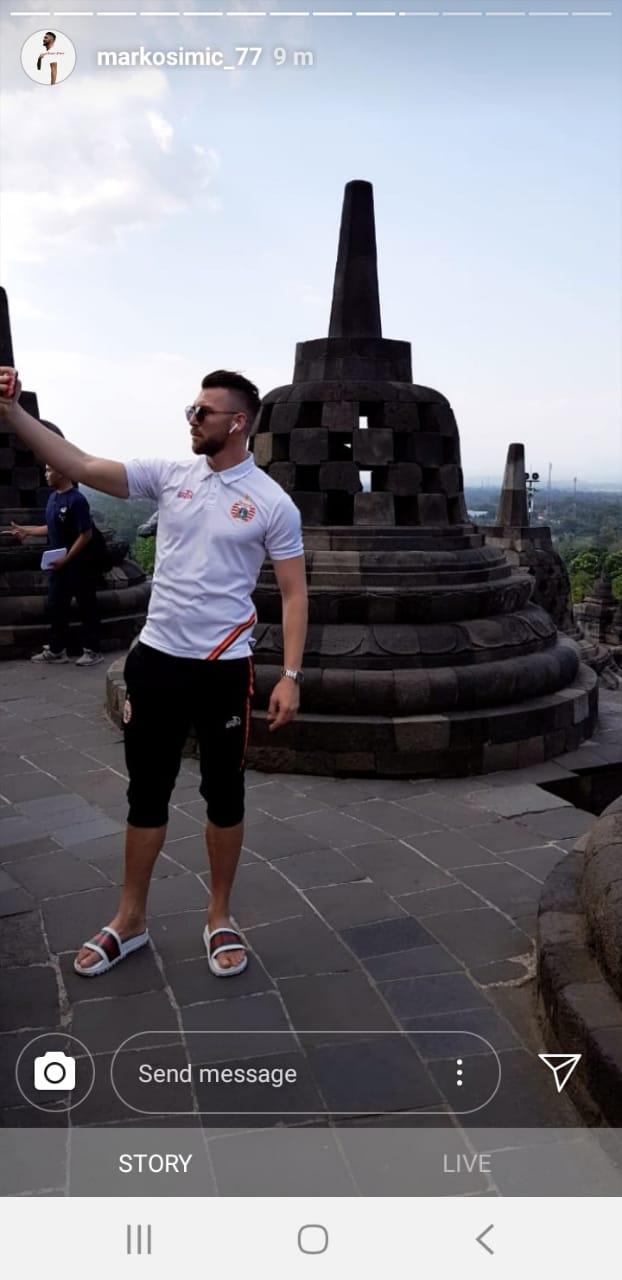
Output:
[0, 71, 220, 263]
[147, 110, 174, 154]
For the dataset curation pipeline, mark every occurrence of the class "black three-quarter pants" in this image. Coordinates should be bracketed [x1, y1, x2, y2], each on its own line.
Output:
[122, 640, 255, 829]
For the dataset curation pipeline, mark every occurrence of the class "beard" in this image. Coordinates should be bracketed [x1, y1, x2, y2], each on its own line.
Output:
[192, 433, 224, 457]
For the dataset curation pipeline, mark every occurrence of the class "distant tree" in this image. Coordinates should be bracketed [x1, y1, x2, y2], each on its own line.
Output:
[131, 538, 155, 576]
[571, 570, 594, 604]
[605, 550, 622, 580]
[569, 548, 605, 575]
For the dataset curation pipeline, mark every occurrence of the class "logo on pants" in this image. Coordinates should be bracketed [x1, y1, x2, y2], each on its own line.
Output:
[123, 697, 132, 725]
[226, 715, 241, 729]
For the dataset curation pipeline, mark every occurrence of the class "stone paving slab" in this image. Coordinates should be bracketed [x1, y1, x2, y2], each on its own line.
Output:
[1, 654, 622, 1191]
[0, 867, 35, 916]
[246, 914, 358, 978]
[363, 943, 459, 982]
[423, 908, 531, 968]
[6, 850, 109, 898]
[467, 784, 572, 818]
[400, 830, 499, 869]
[396, 883, 483, 917]
[514, 807, 595, 840]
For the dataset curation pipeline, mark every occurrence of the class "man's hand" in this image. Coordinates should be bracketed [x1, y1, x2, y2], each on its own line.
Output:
[8, 522, 26, 542]
[49, 555, 69, 572]
[0, 368, 21, 419]
[266, 676, 300, 731]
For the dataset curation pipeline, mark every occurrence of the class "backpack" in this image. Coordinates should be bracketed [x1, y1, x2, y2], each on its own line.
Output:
[88, 522, 127, 573]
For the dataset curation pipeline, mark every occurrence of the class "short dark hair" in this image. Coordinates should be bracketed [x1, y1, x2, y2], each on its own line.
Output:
[201, 369, 260, 433]
[44, 30, 56, 39]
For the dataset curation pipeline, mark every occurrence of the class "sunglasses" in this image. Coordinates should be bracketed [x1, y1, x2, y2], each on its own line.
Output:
[185, 405, 237, 426]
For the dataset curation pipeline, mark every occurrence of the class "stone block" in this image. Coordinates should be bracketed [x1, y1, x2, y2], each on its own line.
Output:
[353, 492, 394, 525]
[544, 728, 567, 757]
[321, 402, 358, 432]
[13, 468, 40, 490]
[517, 736, 546, 767]
[418, 403, 458, 435]
[252, 432, 290, 468]
[289, 429, 330, 465]
[385, 464, 422, 496]
[0, 448, 16, 469]
[335, 752, 376, 773]
[418, 494, 449, 525]
[268, 462, 296, 492]
[393, 496, 421, 525]
[438, 465, 461, 498]
[352, 668, 395, 714]
[319, 462, 362, 494]
[482, 741, 520, 772]
[442, 434, 462, 464]
[382, 403, 420, 432]
[269, 403, 302, 433]
[392, 715, 451, 752]
[351, 428, 394, 466]
[320, 667, 357, 713]
[291, 491, 327, 524]
[392, 668, 432, 715]
[398, 433, 444, 467]
[448, 494, 469, 524]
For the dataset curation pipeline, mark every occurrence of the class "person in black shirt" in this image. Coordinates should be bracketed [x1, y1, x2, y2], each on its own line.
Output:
[10, 464, 103, 665]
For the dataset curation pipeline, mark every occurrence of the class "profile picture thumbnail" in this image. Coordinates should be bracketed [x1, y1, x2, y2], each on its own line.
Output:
[21, 29, 76, 86]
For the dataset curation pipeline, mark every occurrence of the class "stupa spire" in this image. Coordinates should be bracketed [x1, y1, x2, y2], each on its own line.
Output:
[328, 180, 382, 339]
[0, 287, 15, 369]
[496, 442, 529, 527]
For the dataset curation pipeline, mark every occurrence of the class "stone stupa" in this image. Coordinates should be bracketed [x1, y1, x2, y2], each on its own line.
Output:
[244, 180, 597, 776]
[484, 442, 576, 635]
[0, 287, 150, 658]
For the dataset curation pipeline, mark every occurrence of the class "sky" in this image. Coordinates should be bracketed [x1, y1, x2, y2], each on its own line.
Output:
[0, 1, 620, 485]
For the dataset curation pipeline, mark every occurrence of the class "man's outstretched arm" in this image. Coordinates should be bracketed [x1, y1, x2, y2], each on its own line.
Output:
[0, 368, 129, 499]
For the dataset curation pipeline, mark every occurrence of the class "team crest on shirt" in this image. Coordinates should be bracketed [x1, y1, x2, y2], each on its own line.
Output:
[177, 489, 194, 500]
[230, 495, 256, 523]
[123, 697, 132, 725]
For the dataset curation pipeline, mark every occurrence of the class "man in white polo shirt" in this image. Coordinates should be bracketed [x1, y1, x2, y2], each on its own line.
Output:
[0, 367, 308, 979]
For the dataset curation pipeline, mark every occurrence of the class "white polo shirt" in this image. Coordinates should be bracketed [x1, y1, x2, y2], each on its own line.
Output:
[125, 451, 304, 661]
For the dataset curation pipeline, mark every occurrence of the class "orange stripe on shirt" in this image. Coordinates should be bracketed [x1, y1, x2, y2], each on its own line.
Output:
[240, 655, 255, 769]
[205, 612, 257, 661]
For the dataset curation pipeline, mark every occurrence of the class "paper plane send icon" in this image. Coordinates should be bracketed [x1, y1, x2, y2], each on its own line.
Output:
[538, 1053, 582, 1093]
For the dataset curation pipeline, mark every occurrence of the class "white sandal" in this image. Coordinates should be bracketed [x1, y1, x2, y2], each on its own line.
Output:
[73, 925, 149, 977]
[204, 924, 248, 978]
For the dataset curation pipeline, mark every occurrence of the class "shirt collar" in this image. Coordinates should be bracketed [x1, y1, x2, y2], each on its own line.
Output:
[200, 452, 255, 485]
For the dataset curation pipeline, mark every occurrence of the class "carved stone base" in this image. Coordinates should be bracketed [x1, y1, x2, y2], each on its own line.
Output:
[106, 654, 596, 778]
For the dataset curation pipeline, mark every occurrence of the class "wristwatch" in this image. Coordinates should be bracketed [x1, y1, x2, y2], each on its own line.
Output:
[281, 667, 304, 684]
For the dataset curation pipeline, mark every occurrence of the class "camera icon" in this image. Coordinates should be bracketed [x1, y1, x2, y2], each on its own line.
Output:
[33, 1051, 76, 1092]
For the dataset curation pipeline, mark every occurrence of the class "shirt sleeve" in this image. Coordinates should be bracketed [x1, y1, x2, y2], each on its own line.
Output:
[265, 496, 304, 561]
[124, 458, 171, 502]
[71, 492, 93, 535]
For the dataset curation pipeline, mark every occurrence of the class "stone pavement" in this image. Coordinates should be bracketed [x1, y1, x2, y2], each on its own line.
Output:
[2, 653, 622, 1196]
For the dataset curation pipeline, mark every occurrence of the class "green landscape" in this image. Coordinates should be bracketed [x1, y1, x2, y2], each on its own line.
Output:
[83, 482, 622, 606]
[465, 486, 622, 604]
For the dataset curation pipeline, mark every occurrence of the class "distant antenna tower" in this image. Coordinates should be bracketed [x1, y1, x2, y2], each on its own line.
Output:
[547, 462, 552, 519]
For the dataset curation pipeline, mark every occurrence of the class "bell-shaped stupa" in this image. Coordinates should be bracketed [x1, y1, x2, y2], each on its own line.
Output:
[247, 181, 597, 776]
